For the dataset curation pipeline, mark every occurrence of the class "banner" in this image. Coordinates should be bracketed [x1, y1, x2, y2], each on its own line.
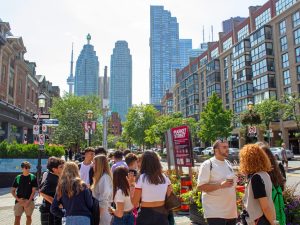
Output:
[170, 125, 194, 167]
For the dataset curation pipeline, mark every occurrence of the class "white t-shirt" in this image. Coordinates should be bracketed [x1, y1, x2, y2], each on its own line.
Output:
[114, 189, 133, 211]
[197, 157, 237, 219]
[135, 173, 170, 202]
[79, 162, 92, 185]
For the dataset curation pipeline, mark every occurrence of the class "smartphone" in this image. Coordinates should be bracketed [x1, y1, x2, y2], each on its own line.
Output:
[129, 169, 137, 176]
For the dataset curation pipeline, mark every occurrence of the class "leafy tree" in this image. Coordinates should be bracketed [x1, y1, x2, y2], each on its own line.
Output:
[123, 104, 158, 148]
[50, 94, 102, 150]
[254, 98, 282, 129]
[198, 92, 233, 144]
[282, 94, 300, 135]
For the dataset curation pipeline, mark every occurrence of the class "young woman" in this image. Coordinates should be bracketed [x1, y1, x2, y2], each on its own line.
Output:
[91, 154, 113, 225]
[109, 167, 134, 225]
[239, 144, 276, 225]
[50, 162, 93, 225]
[132, 151, 171, 225]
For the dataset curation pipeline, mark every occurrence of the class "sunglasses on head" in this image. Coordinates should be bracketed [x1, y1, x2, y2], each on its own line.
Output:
[217, 138, 227, 142]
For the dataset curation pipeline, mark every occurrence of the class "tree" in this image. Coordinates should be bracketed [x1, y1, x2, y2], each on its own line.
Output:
[123, 104, 158, 148]
[50, 94, 102, 150]
[198, 92, 233, 144]
[282, 94, 300, 135]
[254, 98, 282, 129]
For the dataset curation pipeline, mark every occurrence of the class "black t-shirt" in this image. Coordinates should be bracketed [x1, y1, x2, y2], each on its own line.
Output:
[12, 174, 38, 201]
[40, 172, 59, 198]
[251, 174, 267, 199]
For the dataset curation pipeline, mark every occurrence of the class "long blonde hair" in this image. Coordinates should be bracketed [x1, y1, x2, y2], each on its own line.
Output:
[56, 162, 85, 199]
[91, 154, 112, 191]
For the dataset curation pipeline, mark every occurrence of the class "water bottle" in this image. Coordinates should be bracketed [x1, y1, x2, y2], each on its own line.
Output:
[62, 209, 66, 225]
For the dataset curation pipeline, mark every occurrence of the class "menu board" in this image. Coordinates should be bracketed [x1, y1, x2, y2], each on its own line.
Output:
[170, 125, 194, 167]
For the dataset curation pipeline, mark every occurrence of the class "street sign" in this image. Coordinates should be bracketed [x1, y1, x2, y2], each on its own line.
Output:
[248, 126, 257, 134]
[42, 125, 47, 133]
[32, 113, 50, 120]
[33, 125, 39, 135]
[39, 134, 45, 145]
[85, 131, 89, 140]
[42, 119, 59, 126]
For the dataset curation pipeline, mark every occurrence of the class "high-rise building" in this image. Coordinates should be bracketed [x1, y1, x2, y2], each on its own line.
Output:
[150, 6, 179, 105]
[74, 34, 99, 96]
[110, 41, 132, 121]
[179, 39, 192, 69]
[67, 44, 75, 95]
[222, 17, 246, 34]
[99, 66, 110, 105]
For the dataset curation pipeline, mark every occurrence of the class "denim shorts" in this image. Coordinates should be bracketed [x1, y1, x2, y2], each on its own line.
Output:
[112, 211, 134, 225]
[66, 216, 90, 225]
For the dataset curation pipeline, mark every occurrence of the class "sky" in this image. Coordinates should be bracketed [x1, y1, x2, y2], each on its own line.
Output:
[1, 0, 266, 104]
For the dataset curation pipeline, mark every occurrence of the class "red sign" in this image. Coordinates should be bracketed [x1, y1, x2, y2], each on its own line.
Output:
[171, 125, 194, 167]
[83, 121, 97, 132]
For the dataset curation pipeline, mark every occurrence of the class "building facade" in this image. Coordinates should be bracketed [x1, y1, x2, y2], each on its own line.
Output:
[99, 66, 110, 106]
[108, 112, 122, 136]
[222, 17, 247, 34]
[110, 41, 132, 121]
[150, 6, 179, 105]
[161, 90, 173, 115]
[175, 0, 300, 153]
[74, 34, 99, 96]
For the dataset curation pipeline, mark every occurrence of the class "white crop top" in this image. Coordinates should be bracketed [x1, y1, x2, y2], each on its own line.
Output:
[114, 189, 133, 211]
[135, 173, 171, 202]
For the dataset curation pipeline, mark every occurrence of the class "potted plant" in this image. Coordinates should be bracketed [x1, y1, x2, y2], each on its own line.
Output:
[283, 183, 300, 224]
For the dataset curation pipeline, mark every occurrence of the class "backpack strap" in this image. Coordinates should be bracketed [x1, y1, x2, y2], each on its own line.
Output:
[209, 159, 213, 171]
[16, 174, 21, 185]
[29, 173, 35, 182]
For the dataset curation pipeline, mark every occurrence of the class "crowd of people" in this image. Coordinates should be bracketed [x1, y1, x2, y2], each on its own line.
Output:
[10, 140, 287, 225]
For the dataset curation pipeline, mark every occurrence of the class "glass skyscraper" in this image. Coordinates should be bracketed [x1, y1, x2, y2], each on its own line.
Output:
[110, 41, 132, 121]
[150, 6, 179, 105]
[179, 39, 192, 69]
[74, 34, 99, 96]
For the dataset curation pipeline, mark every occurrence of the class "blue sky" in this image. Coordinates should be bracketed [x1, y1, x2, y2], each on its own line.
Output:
[1, 0, 266, 104]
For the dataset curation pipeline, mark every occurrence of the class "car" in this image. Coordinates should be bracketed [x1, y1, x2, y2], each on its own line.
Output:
[270, 147, 294, 160]
[228, 148, 240, 163]
[202, 147, 214, 156]
[193, 147, 202, 155]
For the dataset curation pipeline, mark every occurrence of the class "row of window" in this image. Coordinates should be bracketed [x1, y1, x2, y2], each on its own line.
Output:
[251, 42, 273, 61]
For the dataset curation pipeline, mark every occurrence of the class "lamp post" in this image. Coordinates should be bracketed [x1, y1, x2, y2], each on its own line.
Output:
[37, 93, 46, 185]
[86, 110, 93, 147]
[247, 100, 254, 143]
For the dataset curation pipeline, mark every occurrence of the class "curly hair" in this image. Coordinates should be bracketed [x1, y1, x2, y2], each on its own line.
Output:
[239, 144, 272, 175]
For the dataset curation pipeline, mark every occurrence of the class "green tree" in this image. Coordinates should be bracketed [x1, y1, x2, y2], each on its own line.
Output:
[50, 94, 102, 150]
[198, 92, 233, 143]
[123, 104, 158, 148]
[282, 94, 300, 135]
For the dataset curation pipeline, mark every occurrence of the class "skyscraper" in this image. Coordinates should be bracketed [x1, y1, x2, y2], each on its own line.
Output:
[150, 6, 179, 105]
[67, 43, 75, 95]
[222, 17, 246, 34]
[74, 34, 99, 96]
[179, 39, 192, 69]
[99, 66, 110, 105]
[110, 41, 132, 121]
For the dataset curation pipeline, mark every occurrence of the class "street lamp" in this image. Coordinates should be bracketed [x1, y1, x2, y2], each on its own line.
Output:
[37, 93, 46, 186]
[86, 110, 93, 147]
[247, 100, 254, 112]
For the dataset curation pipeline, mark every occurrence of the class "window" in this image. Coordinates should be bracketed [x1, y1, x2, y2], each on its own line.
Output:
[27, 86, 30, 99]
[279, 20, 286, 36]
[252, 59, 275, 77]
[294, 28, 300, 45]
[284, 86, 292, 95]
[255, 8, 271, 29]
[233, 54, 251, 72]
[254, 91, 276, 104]
[296, 47, 300, 63]
[251, 43, 273, 61]
[222, 37, 233, 51]
[293, 11, 300, 27]
[281, 53, 289, 68]
[297, 66, 300, 80]
[233, 40, 250, 58]
[234, 83, 253, 99]
[18, 79, 22, 94]
[237, 25, 249, 42]
[31, 89, 34, 102]
[1, 65, 7, 83]
[224, 68, 228, 80]
[207, 84, 221, 97]
[250, 26, 272, 47]
[280, 36, 288, 51]
[225, 81, 229, 92]
[234, 98, 252, 113]
[253, 75, 273, 91]
[276, 0, 296, 15]
[283, 70, 291, 85]
[210, 48, 219, 59]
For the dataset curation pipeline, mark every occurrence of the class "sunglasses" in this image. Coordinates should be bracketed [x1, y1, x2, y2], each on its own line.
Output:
[22, 166, 30, 169]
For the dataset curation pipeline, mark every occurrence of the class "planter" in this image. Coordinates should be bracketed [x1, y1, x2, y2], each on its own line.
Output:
[189, 202, 207, 225]
[286, 210, 300, 224]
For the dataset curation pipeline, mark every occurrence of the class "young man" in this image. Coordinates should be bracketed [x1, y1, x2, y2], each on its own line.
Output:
[281, 143, 288, 171]
[125, 153, 138, 170]
[11, 161, 38, 225]
[197, 140, 237, 225]
[40, 157, 65, 225]
[79, 147, 95, 186]
[111, 150, 128, 173]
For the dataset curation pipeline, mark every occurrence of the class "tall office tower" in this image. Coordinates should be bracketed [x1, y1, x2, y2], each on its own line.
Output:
[99, 66, 110, 105]
[150, 6, 179, 105]
[67, 44, 75, 95]
[74, 34, 99, 96]
[110, 41, 132, 121]
[179, 39, 192, 69]
[222, 17, 246, 33]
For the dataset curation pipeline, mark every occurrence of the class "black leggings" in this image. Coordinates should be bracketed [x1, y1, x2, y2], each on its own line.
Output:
[137, 207, 169, 225]
[207, 218, 236, 225]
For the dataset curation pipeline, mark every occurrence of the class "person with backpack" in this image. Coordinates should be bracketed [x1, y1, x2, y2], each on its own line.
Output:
[197, 139, 237, 225]
[11, 161, 38, 225]
[50, 162, 93, 225]
[258, 144, 286, 225]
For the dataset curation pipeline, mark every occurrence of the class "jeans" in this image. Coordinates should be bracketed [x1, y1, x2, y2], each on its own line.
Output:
[66, 216, 90, 225]
[207, 218, 237, 225]
[112, 212, 134, 225]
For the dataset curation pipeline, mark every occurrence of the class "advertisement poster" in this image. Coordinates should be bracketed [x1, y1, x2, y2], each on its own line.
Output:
[170, 125, 194, 167]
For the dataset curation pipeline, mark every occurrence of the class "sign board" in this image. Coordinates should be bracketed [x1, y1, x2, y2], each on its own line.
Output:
[33, 125, 39, 135]
[42, 125, 47, 133]
[32, 113, 50, 120]
[42, 119, 59, 126]
[248, 126, 257, 134]
[39, 134, 45, 145]
[170, 125, 194, 167]
[85, 131, 89, 140]
[83, 121, 97, 131]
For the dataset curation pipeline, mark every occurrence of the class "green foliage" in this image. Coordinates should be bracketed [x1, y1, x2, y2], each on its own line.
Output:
[282, 94, 300, 132]
[123, 104, 158, 147]
[198, 93, 233, 143]
[50, 94, 102, 148]
[254, 98, 282, 129]
[240, 110, 262, 126]
[0, 141, 64, 158]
